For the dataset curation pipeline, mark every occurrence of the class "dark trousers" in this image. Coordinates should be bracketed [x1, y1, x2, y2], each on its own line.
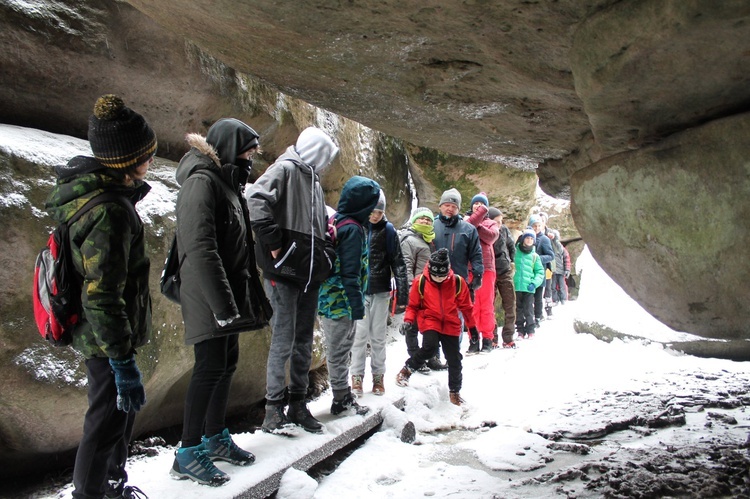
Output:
[181, 334, 239, 447]
[406, 330, 462, 392]
[73, 357, 135, 499]
[551, 273, 568, 302]
[534, 282, 546, 320]
[405, 324, 420, 357]
[515, 291, 536, 335]
[495, 270, 516, 343]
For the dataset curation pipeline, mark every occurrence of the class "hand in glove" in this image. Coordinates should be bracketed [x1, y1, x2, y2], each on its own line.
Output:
[469, 326, 480, 343]
[109, 355, 146, 413]
[215, 313, 240, 328]
[400, 322, 416, 336]
[527, 283, 536, 292]
[394, 303, 407, 315]
[470, 274, 483, 291]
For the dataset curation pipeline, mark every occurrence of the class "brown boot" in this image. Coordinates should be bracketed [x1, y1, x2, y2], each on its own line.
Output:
[395, 366, 412, 387]
[372, 374, 385, 396]
[449, 391, 464, 406]
[352, 374, 363, 396]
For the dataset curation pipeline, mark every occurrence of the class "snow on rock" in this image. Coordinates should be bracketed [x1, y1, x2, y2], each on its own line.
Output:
[13, 345, 87, 388]
[0, 124, 91, 167]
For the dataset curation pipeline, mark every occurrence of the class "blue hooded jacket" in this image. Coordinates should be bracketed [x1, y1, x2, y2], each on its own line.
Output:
[318, 176, 381, 319]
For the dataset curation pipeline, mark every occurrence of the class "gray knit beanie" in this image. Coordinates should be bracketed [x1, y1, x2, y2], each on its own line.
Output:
[439, 188, 461, 209]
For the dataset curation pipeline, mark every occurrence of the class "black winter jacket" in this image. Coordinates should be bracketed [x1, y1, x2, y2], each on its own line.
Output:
[492, 224, 516, 275]
[365, 218, 409, 307]
[175, 134, 268, 345]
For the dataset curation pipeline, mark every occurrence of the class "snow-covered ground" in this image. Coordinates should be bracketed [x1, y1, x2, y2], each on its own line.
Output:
[29, 248, 750, 499]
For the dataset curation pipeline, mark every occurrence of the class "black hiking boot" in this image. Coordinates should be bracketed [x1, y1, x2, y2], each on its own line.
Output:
[426, 356, 448, 370]
[287, 400, 324, 434]
[331, 390, 370, 416]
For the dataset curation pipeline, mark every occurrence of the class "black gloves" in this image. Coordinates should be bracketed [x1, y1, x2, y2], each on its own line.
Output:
[109, 355, 146, 413]
[470, 274, 483, 291]
[400, 322, 416, 336]
[469, 326, 480, 343]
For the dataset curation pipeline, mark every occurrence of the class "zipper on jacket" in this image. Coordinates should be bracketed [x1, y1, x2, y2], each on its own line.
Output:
[274, 241, 297, 268]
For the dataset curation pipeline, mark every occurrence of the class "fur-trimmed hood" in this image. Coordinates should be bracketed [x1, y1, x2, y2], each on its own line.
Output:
[186, 133, 221, 166]
[175, 133, 223, 187]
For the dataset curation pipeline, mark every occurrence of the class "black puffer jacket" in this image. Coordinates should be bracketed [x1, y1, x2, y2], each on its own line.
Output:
[493, 224, 516, 275]
[365, 218, 409, 306]
[175, 132, 268, 345]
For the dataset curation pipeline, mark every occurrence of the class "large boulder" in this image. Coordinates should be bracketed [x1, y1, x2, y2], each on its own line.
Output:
[125, 0, 598, 167]
[571, 112, 750, 339]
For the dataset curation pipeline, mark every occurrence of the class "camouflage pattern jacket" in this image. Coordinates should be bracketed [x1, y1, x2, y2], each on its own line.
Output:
[45, 156, 152, 360]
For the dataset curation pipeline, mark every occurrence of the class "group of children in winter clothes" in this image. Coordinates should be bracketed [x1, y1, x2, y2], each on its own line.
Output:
[394, 191, 573, 403]
[54, 93, 569, 496]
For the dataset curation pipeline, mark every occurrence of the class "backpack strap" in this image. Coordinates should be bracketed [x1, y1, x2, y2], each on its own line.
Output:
[418, 273, 461, 303]
[336, 216, 362, 231]
[67, 192, 138, 232]
[328, 213, 363, 243]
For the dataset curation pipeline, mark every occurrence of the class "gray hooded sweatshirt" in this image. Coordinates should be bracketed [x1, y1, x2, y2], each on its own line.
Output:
[246, 127, 339, 290]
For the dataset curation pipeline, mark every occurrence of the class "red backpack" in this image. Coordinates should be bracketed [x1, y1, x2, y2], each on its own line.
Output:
[33, 193, 136, 346]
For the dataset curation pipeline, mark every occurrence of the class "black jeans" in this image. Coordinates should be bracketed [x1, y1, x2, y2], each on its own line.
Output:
[181, 334, 239, 447]
[406, 330, 463, 392]
[534, 282, 546, 320]
[515, 291, 535, 335]
[73, 357, 135, 499]
[405, 323, 420, 357]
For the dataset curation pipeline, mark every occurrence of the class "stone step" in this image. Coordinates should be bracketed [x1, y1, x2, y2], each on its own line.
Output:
[232, 397, 406, 499]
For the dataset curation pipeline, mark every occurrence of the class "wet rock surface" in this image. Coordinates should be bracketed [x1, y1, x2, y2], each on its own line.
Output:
[520, 370, 750, 498]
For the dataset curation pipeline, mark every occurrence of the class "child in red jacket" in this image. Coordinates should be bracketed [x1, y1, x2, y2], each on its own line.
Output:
[396, 249, 477, 406]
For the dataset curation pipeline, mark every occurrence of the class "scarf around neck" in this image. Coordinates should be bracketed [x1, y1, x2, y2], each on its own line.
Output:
[412, 223, 435, 243]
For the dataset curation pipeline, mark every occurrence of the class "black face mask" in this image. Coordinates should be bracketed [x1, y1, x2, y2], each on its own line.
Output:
[235, 158, 251, 170]
[235, 158, 253, 185]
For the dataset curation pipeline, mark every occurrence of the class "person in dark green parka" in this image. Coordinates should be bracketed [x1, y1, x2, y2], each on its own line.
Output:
[45, 94, 155, 499]
[170, 118, 270, 486]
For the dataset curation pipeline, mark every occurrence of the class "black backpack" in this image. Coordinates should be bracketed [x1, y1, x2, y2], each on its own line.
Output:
[160, 234, 183, 304]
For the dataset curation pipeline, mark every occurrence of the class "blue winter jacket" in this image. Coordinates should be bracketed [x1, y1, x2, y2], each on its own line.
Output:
[318, 176, 381, 320]
[433, 214, 484, 281]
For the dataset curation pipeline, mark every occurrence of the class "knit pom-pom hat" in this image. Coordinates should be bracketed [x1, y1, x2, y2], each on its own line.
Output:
[428, 248, 451, 277]
[88, 94, 157, 169]
[470, 192, 489, 207]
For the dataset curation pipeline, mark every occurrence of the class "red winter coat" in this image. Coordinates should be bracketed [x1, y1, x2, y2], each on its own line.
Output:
[466, 205, 499, 273]
[404, 265, 476, 336]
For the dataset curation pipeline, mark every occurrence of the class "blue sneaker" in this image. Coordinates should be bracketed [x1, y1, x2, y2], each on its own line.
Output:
[203, 428, 255, 466]
[170, 443, 230, 486]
